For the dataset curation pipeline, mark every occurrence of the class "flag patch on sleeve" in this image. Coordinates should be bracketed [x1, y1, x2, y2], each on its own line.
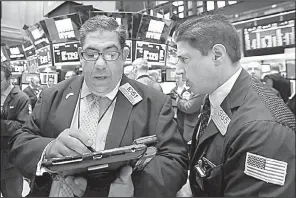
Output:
[244, 152, 287, 186]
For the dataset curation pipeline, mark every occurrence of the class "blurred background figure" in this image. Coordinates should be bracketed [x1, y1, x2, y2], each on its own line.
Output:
[64, 70, 77, 80]
[132, 58, 163, 92]
[23, 76, 42, 109]
[246, 61, 262, 80]
[263, 73, 291, 103]
[123, 65, 135, 79]
[287, 95, 295, 115]
[1, 61, 30, 197]
[47, 77, 54, 88]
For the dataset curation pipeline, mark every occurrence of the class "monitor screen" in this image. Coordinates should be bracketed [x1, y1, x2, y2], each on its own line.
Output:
[25, 22, 50, 50]
[243, 20, 295, 56]
[10, 60, 26, 72]
[165, 68, 176, 82]
[36, 45, 52, 67]
[53, 41, 80, 65]
[21, 73, 40, 84]
[135, 41, 166, 65]
[23, 40, 36, 58]
[125, 40, 132, 63]
[166, 45, 177, 68]
[90, 12, 133, 39]
[136, 15, 171, 44]
[43, 13, 81, 43]
[7, 45, 26, 61]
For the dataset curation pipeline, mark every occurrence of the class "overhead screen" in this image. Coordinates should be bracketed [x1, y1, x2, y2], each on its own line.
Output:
[135, 41, 166, 65]
[243, 20, 295, 56]
[43, 13, 81, 43]
[25, 22, 50, 50]
[53, 41, 80, 65]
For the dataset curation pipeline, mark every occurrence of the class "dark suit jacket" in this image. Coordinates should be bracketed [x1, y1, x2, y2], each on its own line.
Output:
[23, 85, 38, 109]
[189, 69, 295, 197]
[9, 75, 188, 196]
[1, 86, 30, 179]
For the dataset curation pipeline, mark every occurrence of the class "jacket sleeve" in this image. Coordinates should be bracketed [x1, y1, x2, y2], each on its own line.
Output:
[133, 96, 188, 196]
[224, 121, 295, 197]
[8, 91, 54, 180]
[1, 95, 31, 137]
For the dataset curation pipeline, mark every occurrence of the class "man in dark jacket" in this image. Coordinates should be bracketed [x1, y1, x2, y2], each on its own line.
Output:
[174, 14, 295, 197]
[1, 61, 31, 196]
[23, 76, 42, 109]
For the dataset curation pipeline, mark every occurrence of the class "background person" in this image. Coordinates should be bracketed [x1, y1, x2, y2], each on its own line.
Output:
[64, 70, 77, 80]
[1, 61, 31, 197]
[174, 14, 295, 197]
[23, 76, 42, 109]
[131, 58, 163, 92]
[9, 15, 188, 197]
[47, 77, 54, 88]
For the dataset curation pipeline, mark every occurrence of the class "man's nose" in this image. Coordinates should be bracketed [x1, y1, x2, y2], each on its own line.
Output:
[94, 55, 107, 69]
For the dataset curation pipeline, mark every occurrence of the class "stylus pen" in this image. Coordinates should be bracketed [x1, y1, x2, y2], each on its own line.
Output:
[87, 146, 96, 152]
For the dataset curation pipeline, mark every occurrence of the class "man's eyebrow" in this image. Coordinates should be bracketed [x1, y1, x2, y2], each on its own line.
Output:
[85, 45, 119, 52]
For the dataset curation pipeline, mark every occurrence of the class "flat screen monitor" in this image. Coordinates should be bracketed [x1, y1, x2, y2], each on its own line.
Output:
[7, 45, 26, 61]
[43, 13, 81, 43]
[243, 20, 295, 56]
[21, 73, 40, 84]
[53, 41, 80, 65]
[136, 15, 171, 44]
[90, 12, 133, 39]
[165, 68, 176, 82]
[23, 40, 36, 58]
[10, 60, 26, 72]
[166, 45, 177, 68]
[135, 41, 166, 65]
[25, 22, 50, 50]
[36, 45, 52, 67]
[125, 40, 132, 63]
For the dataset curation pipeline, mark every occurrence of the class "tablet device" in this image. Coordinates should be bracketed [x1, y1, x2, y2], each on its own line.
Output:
[42, 144, 147, 177]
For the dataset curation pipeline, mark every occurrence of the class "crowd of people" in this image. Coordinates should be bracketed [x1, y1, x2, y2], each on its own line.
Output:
[1, 14, 295, 197]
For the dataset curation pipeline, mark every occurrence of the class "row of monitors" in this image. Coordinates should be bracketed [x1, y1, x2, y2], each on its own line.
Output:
[21, 11, 295, 58]
[22, 12, 173, 50]
[2, 40, 177, 71]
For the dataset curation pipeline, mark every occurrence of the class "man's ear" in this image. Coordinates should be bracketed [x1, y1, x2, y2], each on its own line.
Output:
[212, 44, 226, 65]
[122, 46, 130, 62]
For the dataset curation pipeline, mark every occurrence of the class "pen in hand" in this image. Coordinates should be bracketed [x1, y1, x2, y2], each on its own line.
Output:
[87, 146, 96, 153]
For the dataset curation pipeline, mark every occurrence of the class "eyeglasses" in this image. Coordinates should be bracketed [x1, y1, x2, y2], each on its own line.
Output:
[80, 50, 122, 61]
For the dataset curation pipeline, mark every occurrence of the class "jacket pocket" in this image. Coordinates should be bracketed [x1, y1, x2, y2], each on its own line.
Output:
[204, 164, 224, 196]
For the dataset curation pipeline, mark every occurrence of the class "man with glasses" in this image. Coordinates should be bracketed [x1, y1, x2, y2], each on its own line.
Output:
[9, 15, 188, 197]
[1, 61, 30, 197]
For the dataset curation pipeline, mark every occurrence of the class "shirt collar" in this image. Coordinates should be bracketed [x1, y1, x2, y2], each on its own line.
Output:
[81, 78, 121, 100]
[2, 84, 14, 97]
[209, 68, 242, 109]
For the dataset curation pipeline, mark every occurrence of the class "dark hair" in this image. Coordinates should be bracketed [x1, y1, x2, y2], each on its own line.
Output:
[1, 61, 12, 79]
[174, 14, 241, 63]
[80, 15, 126, 49]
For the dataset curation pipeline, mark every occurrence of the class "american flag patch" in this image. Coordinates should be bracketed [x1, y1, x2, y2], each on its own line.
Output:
[244, 152, 287, 186]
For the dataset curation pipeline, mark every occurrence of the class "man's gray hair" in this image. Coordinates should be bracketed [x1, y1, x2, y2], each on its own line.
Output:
[133, 58, 149, 71]
[80, 15, 127, 49]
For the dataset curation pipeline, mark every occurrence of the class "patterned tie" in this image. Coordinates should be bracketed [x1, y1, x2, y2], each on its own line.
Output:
[57, 94, 101, 197]
[80, 94, 101, 149]
[196, 95, 211, 142]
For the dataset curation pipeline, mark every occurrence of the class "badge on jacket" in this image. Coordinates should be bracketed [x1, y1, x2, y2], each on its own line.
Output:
[119, 83, 143, 105]
[212, 106, 230, 136]
[244, 152, 287, 186]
